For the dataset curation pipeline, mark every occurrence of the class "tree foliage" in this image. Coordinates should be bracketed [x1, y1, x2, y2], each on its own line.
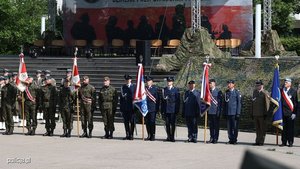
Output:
[0, 0, 47, 54]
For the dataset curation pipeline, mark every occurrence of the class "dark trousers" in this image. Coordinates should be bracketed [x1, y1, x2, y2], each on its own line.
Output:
[80, 103, 93, 131]
[122, 111, 135, 137]
[44, 107, 56, 130]
[227, 115, 239, 143]
[146, 111, 156, 136]
[208, 114, 220, 141]
[254, 116, 266, 144]
[186, 116, 198, 140]
[61, 108, 73, 130]
[165, 113, 176, 140]
[282, 116, 295, 145]
[25, 102, 37, 130]
[3, 103, 13, 131]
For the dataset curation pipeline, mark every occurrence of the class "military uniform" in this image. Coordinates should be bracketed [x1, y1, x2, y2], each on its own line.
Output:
[24, 82, 39, 135]
[208, 81, 223, 144]
[41, 78, 57, 136]
[224, 81, 242, 144]
[120, 80, 136, 140]
[0, 76, 6, 130]
[79, 79, 96, 138]
[251, 81, 270, 145]
[280, 79, 298, 147]
[161, 79, 180, 142]
[1, 77, 17, 135]
[145, 77, 160, 141]
[99, 81, 118, 139]
[34, 70, 43, 120]
[59, 81, 75, 137]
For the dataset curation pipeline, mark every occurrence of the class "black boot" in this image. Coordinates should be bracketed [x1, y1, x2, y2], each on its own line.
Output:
[60, 129, 67, 137]
[80, 129, 87, 138]
[88, 130, 92, 138]
[7, 127, 13, 135]
[49, 129, 54, 136]
[146, 124, 151, 140]
[31, 128, 36, 136]
[170, 126, 176, 142]
[2, 128, 9, 135]
[43, 129, 50, 136]
[25, 129, 32, 136]
[108, 131, 113, 139]
[123, 132, 130, 140]
[150, 125, 155, 141]
[66, 129, 72, 138]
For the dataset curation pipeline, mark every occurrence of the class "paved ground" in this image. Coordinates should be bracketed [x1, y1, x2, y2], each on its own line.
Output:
[0, 120, 299, 169]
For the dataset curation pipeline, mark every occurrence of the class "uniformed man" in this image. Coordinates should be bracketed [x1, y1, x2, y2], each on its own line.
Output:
[99, 76, 118, 139]
[2, 69, 9, 76]
[60, 69, 72, 87]
[59, 78, 75, 138]
[208, 79, 223, 144]
[0, 76, 6, 130]
[24, 76, 39, 136]
[120, 74, 136, 140]
[34, 70, 43, 120]
[10, 72, 20, 124]
[161, 77, 180, 142]
[41, 76, 57, 136]
[182, 80, 201, 143]
[1, 76, 17, 135]
[145, 76, 160, 141]
[79, 76, 96, 138]
[43, 70, 56, 87]
[280, 78, 298, 147]
[224, 80, 242, 144]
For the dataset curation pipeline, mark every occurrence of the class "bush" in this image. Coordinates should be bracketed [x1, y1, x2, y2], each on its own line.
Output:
[280, 37, 300, 55]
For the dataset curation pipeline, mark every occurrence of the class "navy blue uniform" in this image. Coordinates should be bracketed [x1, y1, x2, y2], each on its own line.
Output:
[161, 86, 180, 141]
[145, 85, 160, 140]
[120, 83, 136, 139]
[183, 89, 201, 142]
[224, 88, 241, 144]
[208, 88, 223, 143]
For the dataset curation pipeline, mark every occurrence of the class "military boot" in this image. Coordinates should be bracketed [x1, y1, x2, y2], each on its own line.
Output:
[49, 129, 54, 136]
[150, 125, 155, 141]
[2, 128, 9, 135]
[88, 130, 92, 138]
[108, 131, 113, 139]
[170, 126, 176, 142]
[60, 129, 67, 137]
[146, 124, 151, 140]
[31, 128, 36, 136]
[7, 127, 13, 135]
[66, 129, 72, 138]
[80, 129, 88, 138]
[43, 129, 50, 136]
[25, 129, 32, 136]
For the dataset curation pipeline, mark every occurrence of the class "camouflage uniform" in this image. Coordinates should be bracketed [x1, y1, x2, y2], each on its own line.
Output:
[1, 80, 17, 135]
[24, 82, 39, 135]
[98, 84, 118, 139]
[41, 82, 57, 136]
[79, 82, 96, 138]
[59, 84, 75, 137]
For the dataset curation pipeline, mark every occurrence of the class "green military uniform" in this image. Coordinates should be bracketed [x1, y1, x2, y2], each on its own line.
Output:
[79, 82, 96, 138]
[1, 80, 17, 135]
[0, 79, 5, 130]
[98, 84, 118, 139]
[34, 71, 44, 120]
[24, 82, 39, 135]
[59, 83, 75, 137]
[41, 81, 57, 136]
[251, 84, 270, 145]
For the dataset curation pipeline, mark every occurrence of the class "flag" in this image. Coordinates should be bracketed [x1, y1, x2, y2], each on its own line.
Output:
[16, 53, 28, 92]
[200, 62, 212, 116]
[133, 63, 148, 117]
[71, 56, 80, 91]
[270, 64, 283, 130]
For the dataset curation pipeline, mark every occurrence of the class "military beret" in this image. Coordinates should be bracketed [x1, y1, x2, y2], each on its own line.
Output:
[145, 76, 153, 81]
[255, 80, 263, 85]
[209, 79, 216, 83]
[188, 80, 195, 84]
[45, 76, 52, 80]
[124, 74, 132, 80]
[66, 69, 72, 73]
[12, 72, 18, 76]
[44, 70, 51, 74]
[166, 76, 174, 82]
[3, 68, 9, 73]
[284, 78, 292, 82]
[83, 76, 89, 80]
[0, 76, 4, 81]
[227, 80, 235, 84]
[36, 70, 42, 73]
[104, 76, 110, 81]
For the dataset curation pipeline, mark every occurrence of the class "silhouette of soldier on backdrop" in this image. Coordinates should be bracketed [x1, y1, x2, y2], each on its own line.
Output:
[71, 13, 96, 45]
[170, 4, 186, 39]
[105, 16, 124, 45]
[218, 24, 232, 39]
[155, 15, 170, 46]
[201, 15, 215, 39]
[124, 20, 137, 46]
[136, 15, 154, 40]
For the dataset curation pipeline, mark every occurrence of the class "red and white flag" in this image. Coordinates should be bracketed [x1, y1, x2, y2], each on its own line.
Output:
[200, 62, 212, 116]
[16, 53, 28, 92]
[71, 56, 80, 90]
[133, 63, 148, 117]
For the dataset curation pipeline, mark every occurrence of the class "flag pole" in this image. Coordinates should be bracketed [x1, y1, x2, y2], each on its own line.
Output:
[275, 55, 279, 145]
[203, 56, 210, 144]
[22, 92, 25, 134]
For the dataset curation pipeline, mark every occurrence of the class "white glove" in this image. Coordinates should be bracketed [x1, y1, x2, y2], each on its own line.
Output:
[291, 114, 296, 120]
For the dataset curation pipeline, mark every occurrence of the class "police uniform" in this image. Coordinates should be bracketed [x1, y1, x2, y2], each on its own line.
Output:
[251, 80, 270, 146]
[183, 80, 201, 143]
[1, 76, 17, 135]
[280, 78, 298, 147]
[99, 77, 118, 139]
[224, 80, 242, 144]
[24, 78, 39, 135]
[59, 79, 75, 137]
[41, 76, 57, 136]
[79, 76, 96, 138]
[208, 79, 223, 144]
[145, 76, 160, 141]
[161, 77, 180, 142]
[120, 75, 136, 140]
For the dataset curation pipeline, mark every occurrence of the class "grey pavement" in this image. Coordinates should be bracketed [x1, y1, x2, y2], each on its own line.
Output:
[0, 120, 300, 169]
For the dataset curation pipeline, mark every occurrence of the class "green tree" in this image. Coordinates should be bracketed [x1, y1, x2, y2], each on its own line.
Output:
[0, 0, 47, 54]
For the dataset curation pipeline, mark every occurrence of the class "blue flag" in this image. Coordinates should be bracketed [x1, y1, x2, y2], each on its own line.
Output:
[133, 63, 148, 117]
[270, 64, 283, 130]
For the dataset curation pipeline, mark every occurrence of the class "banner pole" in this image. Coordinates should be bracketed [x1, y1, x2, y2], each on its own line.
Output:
[142, 116, 145, 140]
[22, 92, 25, 134]
[204, 111, 208, 143]
[76, 90, 80, 137]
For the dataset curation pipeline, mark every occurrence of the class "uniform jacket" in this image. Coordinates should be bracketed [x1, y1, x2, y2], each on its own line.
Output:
[120, 83, 135, 112]
[182, 89, 201, 117]
[1, 83, 17, 106]
[41, 84, 57, 109]
[24, 83, 39, 106]
[146, 85, 160, 113]
[59, 86, 75, 111]
[251, 89, 270, 117]
[161, 86, 180, 114]
[98, 85, 118, 112]
[79, 83, 96, 110]
[281, 87, 299, 117]
[224, 88, 242, 116]
[208, 88, 223, 116]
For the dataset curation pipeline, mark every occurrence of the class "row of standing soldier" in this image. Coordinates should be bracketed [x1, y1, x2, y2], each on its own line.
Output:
[0, 68, 298, 146]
